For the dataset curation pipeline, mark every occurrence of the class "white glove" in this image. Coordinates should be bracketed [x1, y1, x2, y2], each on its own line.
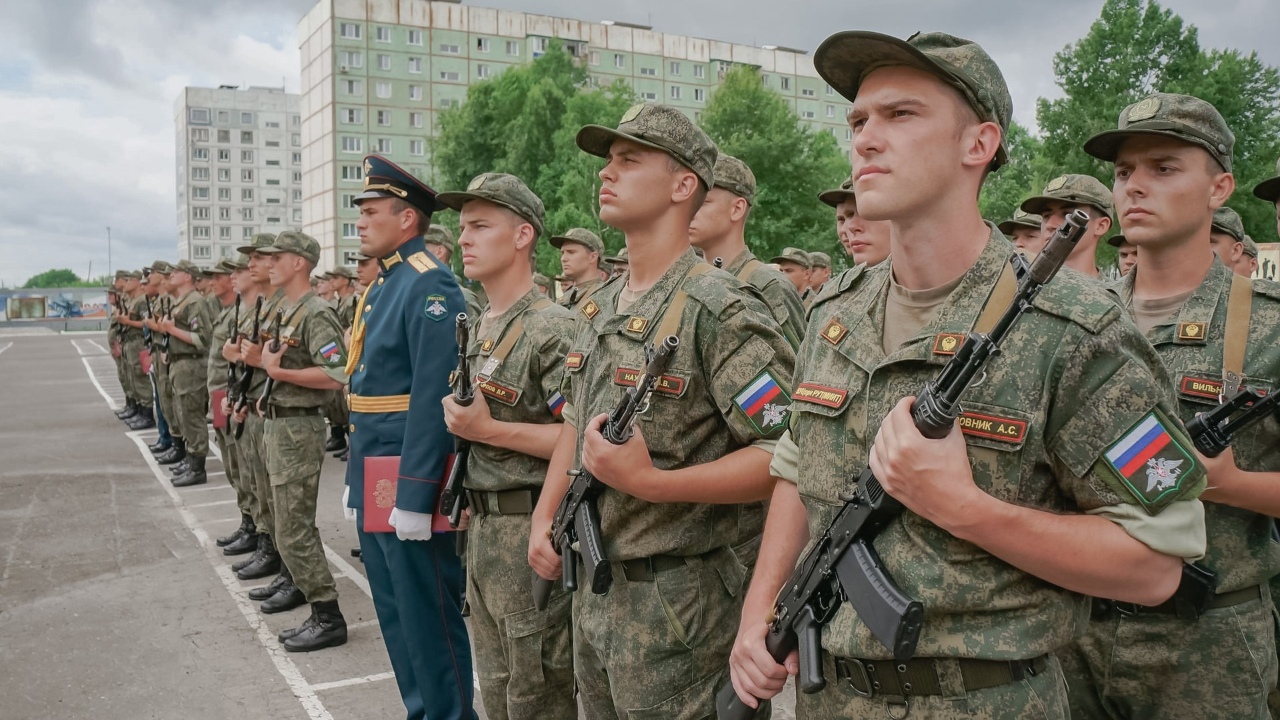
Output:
[389, 508, 433, 541]
[342, 486, 356, 523]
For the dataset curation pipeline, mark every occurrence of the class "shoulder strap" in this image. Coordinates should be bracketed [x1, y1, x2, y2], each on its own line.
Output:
[736, 258, 764, 282]
[654, 262, 715, 341]
[344, 283, 376, 376]
[483, 297, 556, 371]
[1222, 273, 1253, 396]
[974, 258, 1020, 335]
[572, 282, 602, 311]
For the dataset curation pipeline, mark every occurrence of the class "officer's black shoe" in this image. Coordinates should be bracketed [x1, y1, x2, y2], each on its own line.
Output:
[260, 582, 307, 614]
[173, 455, 208, 487]
[168, 460, 189, 475]
[335, 449, 348, 462]
[217, 515, 255, 547]
[225, 531, 259, 557]
[115, 401, 138, 419]
[236, 534, 280, 580]
[127, 409, 157, 431]
[324, 427, 347, 453]
[248, 569, 290, 601]
[156, 438, 187, 465]
[148, 438, 171, 454]
[282, 601, 347, 652]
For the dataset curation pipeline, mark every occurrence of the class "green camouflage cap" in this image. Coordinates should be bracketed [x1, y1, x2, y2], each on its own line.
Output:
[1242, 235, 1259, 258]
[352, 251, 374, 261]
[549, 227, 605, 254]
[818, 175, 856, 208]
[576, 103, 718, 188]
[113, 269, 129, 280]
[998, 208, 1043, 235]
[532, 272, 551, 289]
[809, 251, 832, 269]
[124, 269, 143, 280]
[149, 260, 173, 275]
[713, 154, 756, 205]
[1252, 155, 1280, 202]
[553, 274, 571, 282]
[607, 246, 630, 265]
[437, 173, 546, 237]
[1020, 174, 1114, 220]
[258, 230, 321, 265]
[171, 260, 205, 278]
[1107, 233, 1128, 248]
[326, 266, 357, 281]
[814, 31, 1012, 168]
[769, 246, 812, 268]
[235, 232, 278, 255]
[423, 224, 455, 250]
[233, 253, 252, 268]
[597, 256, 611, 272]
[1211, 206, 1245, 243]
[1084, 92, 1234, 172]
[206, 259, 237, 275]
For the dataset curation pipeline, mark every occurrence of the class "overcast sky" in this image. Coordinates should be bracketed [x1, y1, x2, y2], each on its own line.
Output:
[0, 0, 1274, 288]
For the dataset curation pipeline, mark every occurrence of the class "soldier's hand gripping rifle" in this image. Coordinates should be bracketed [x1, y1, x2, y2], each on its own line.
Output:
[226, 293, 241, 394]
[716, 210, 1091, 719]
[1186, 387, 1280, 457]
[160, 297, 172, 357]
[439, 313, 473, 556]
[232, 296, 264, 439]
[531, 335, 680, 612]
[258, 307, 286, 409]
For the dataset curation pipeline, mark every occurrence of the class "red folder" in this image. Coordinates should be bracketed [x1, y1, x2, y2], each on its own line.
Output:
[140, 349, 152, 375]
[211, 389, 228, 430]
[362, 455, 453, 534]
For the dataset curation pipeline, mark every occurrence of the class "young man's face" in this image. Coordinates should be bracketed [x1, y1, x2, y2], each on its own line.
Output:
[1113, 135, 1228, 249]
[357, 197, 414, 258]
[559, 243, 598, 282]
[810, 267, 831, 288]
[1209, 231, 1244, 266]
[598, 137, 692, 230]
[689, 188, 740, 249]
[210, 273, 233, 296]
[776, 260, 811, 293]
[248, 252, 271, 284]
[1039, 199, 1109, 263]
[232, 268, 252, 293]
[266, 253, 303, 288]
[356, 258, 378, 287]
[458, 200, 529, 283]
[1010, 227, 1046, 254]
[316, 278, 333, 297]
[1117, 242, 1138, 275]
[123, 278, 140, 294]
[849, 66, 987, 221]
[836, 198, 891, 267]
[427, 241, 452, 263]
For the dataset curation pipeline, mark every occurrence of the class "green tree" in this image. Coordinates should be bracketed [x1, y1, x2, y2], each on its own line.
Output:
[699, 65, 849, 267]
[23, 269, 83, 288]
[979, 121, 1052, 223]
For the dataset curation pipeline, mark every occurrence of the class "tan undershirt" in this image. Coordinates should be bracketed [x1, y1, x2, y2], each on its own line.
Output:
[616, 284, 645, 315]
[882, 272, 966, 355]
[1131, 288, 1195, 336]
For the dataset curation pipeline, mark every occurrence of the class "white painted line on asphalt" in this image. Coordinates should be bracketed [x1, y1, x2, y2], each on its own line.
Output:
[81, 357, 120, 410]
[0, 342, 13, 356]
[185, 484, 235, 493]
[87, 339, 109, 354]
[346, 619, 380, 632]
[188, 499, 237, 509]
[310, 672, 396, 693]
[324, 545, 372, 598]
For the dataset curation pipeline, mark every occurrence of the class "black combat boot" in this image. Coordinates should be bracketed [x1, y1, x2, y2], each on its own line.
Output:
[168, 459, 189, 475]
[224, 528, 260, 557]
[282, 600, 347, 652]
[324, 425, 347, 453]
[148, 437, 171, 454]
[236, 534, 280, 580]
[115, 400, 138, 419]
[156, 437, 186, 465]
[248, 567, 290, 601]
[260, 569, 306, 614]
[172, 455, 207, 487]
[127, 407, 156, 431]
[335, 448, 348, 462]
[217, 515, 254, 547]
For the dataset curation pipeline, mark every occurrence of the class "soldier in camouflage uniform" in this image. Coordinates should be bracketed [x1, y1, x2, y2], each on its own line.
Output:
[1020, 174, 1114, 279]
[689, 154, 807, 349]
[807, 252, 832, 294]
[322, 266, 359, 459]
[437, 173, 577, 720]
[116, 271, 157, 430]
[163, 260, 216, 487]
[146, 262, 186, 467]
[730, 33, 1208, 720]
[1209, 206, 1247, 271]
[243, 231, 350, 650]
[1108, 233, 1138, 276]
[1057, 93, 1280, 720]
[769, 246, 813, 302]
[820, 176, 893, 268]
[997, 209, 1044, 254]
[550, 228, 605, 309]
[528, 103, 796, 719]
[426, 223, 484, 320]
[205, 258, 256, 540]
[1239, 235, 1260, 278]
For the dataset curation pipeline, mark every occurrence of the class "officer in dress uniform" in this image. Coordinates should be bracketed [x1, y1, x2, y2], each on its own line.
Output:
[345, 155, 477, 720]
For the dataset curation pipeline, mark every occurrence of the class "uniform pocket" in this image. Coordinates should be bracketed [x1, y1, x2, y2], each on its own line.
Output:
[654, 562, 704, 651]
[504, 590, 572, 693]
[628, 669, 721, 720]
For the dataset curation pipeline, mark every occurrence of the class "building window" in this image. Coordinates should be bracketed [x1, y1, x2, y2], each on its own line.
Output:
[409, 139, 424, 155]
[341, 193, 355, 209]
[342, 223, 359, 239]
[340, 22, 360, 39]
[241, 131, 253, 143]
[532, 37, 548, 55]
[477, 64, 491, 79]
[694, 88, 705, 102]
[193, 244, 211, 258]
[265, 121, 280, 128]
[292, 171, 301, 183]
[242, 169, 254, 182]
[641, 92, 657, 101]
[342, 251, 362, 265]
[341, 164, 363, 181]
[292, 114, 300, 127]
[217, 149, 231, 162]
[342, 108, 364, 124]
[439, 44, 460, 55]
[242, 208, 256, 221]
[375, 137, 392, 153]
[292, 190, 302, 202]
[241, 150, 254, 163]
[825, 83, 834, 95]
[340, 50, 362, 69]
[506, 40, 519, 56]
[292, 134, 301, 147]
[780, 77, 791, 90]
[291, 152, 301, 165]
[376, 110, 391, 126]
[801, 88, 815, 97]
[241, 112, 253, 124]
[640, 66, 656, 76]
[826, 104, 835, 118]
[341, 136, 363, 153]
[845, 128, 853, 141]
[375, 81, 391, 98]
[408, 57, 422, 74]
[265, 141, 279, 148]
[476, 37, 490, 52]
[694, 65, 705, 79]
[670, 61, 681, 76]
[191, 167, 209, 180]
[410, 112, 423, 128]
[192, 186, 209, 200]
[189, 107, 210, 124]
[217, 110, 230, 123]
[219, 207, 231, 220]
[409, 85, 423, 100]
[218, 188, 231, 201]
[219, 226, 231, 239]
[265, 160, 280, 167]
[375, 26, 391, 42]
[192, 226, 210, 240]
[266, 181, 280, 189]
[217, 168, 230, 182]
[670, 86, 681, 100]
[293, 209, 302, 222]
[614, 53, 625, 68]
[192, 206, 210, 220]
[342, 79, 363, 94]
[191, 128, 209, 142]
[761, 74, 769, 87]
[192, 148, 209, 161]
[801, 110, 815, 119]
[438, 71, 459, 82]
[217, 129, 230, 143]
[242, 189, 254, 202]
[440, 98, 458, 109]
[589, 51, 600, 66]
[408, 29, 422, 46]
[377, 54, 391, 71]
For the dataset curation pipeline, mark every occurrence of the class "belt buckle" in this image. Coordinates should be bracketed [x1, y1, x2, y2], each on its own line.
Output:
[837, 657, 875, 698]
[1113, 602, 1139, 616]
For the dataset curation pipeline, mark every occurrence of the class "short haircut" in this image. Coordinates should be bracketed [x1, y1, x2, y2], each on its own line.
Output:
[391, 198, 431, 234]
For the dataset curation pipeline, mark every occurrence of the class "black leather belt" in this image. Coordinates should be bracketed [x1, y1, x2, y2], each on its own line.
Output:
[1094, 584, 1261, 618]
[834, 654, 1049, 698]
[465, 488, 539, 516]
[265, 405, 323, 420]
[168, 353, 201, 361]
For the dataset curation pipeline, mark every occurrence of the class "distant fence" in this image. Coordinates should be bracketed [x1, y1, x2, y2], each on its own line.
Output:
[0, 287, 110, 330]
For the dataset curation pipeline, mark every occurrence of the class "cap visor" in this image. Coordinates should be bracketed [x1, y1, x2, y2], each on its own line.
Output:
[1019, 196, 1054, 216]
[576, 125, 677, 160]
[352, 189, 397, 204]
[1253, 177, 1280, 203]
[818, 189, 855, 209]
[1107, 235, 1126, 248]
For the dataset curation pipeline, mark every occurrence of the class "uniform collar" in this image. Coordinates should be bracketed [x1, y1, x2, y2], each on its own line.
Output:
[476, 288, 541, 349]
[1119, 255, 1231, 345]
[591, 247, 698, 337]
[723, 247, 757, 276]
[381, 236, 426, 273]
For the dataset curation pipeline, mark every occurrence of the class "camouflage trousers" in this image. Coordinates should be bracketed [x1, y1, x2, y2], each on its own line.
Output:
[466, 511, 575, 720]
[1269, 575, 1280, 719]
[574, 544, 748, 720]
[169, 357, 209, 456]
[238, 410, 273, 532]
[323, 389, 348, 429]
[156, 358, 178, 439]
[121, 339, 153, 408]
[112, 342, 129, 399]
[797, 652, 1069, 719]
[1059, 591, 1276, 720]
[214, 423, 254, 519]
[265, 413, 336, 603]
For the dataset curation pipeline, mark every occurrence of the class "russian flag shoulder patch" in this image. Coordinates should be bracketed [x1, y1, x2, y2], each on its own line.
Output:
[1103, 411, 1196, 513]
[546, 391, 566, 418]
[733, 370, 791, 437]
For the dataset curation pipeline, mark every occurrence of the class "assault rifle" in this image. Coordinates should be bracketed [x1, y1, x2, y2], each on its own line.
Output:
[226, 293, 241, 394]
[258, 307, 285, 408]
[716, 210, 1091, 719]
[232, 296, 264, 440]
[532, 335, 680, 611]
[439, 313, 474, 555]
[1186, 386, 1280, 458]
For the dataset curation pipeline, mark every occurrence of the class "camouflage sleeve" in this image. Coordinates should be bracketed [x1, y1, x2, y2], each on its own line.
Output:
[189, 295, 216, 353]
[462, 287, 484, 323]
[534, 317, 574, 422]
[1045, 316, 1207, 518]
[303, 303, 350, 385]
[759, 273, 807, 350]
[703, 295, 798, 445]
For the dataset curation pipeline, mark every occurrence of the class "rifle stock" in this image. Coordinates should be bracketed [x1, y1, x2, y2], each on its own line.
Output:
[439, 313, 473, 556]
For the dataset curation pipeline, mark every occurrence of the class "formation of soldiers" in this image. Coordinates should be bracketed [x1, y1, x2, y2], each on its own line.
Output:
[102, 27, 1280, 720]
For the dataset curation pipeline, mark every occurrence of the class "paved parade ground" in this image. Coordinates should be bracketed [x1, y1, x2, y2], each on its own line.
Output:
[0, 329, 796, 720]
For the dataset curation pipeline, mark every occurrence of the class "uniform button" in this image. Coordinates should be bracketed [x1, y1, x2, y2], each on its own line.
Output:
[358, 364, 365, 372]
[377, 278, 384, 285]
[349, 424, 356, 433]
[365, 305, 372, 312]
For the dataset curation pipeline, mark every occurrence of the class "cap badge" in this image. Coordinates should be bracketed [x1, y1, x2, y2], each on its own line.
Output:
[468, 175, 487, 191]
[1127, 96, 1161, 123]
[1045, 176, 1068, 193]
[620, 103, 645, 124]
